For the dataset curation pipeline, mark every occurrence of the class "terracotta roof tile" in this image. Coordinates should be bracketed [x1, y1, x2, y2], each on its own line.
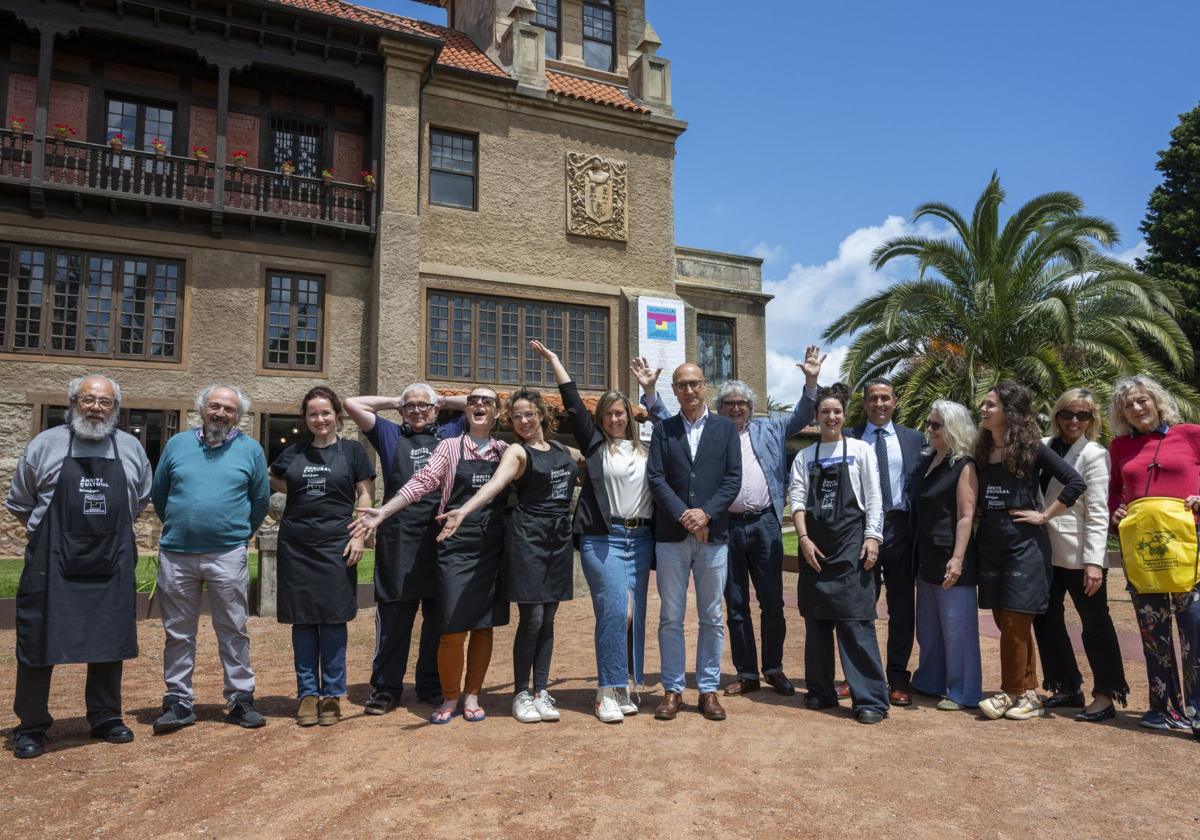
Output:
[436, 387, 651, 422]
[546, 71, 650, 114]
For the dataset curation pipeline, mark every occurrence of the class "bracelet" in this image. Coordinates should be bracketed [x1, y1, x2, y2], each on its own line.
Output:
[798, 534, 810, 542]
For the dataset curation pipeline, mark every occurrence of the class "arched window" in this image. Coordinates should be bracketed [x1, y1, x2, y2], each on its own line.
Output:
[583, 0, 615, 71]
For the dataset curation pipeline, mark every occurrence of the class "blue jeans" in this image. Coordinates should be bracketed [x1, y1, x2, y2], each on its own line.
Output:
[292, 623, 348, 698]
[911, 580, 983, 707]
[580, 524, 654, 687]
[656, 534, 729, 694]
[724, 511, 786, 679]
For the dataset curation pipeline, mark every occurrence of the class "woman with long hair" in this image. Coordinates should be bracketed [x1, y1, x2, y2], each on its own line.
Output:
[270, 386, 375, 726]
[974, 380, 1085, 722]
[1032, 387, 1129, 722]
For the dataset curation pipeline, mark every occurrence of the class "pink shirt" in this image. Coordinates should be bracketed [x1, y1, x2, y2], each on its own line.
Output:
[395, 434, 509, 515]
[730, 424, 771, 513]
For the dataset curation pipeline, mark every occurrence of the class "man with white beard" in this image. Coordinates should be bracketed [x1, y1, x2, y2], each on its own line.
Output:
[5, 375, 152, 759]
[150, 384, 270, 733]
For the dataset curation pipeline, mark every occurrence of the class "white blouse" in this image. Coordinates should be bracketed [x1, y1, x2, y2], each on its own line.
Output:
[788, 436, 884, 541]
[602, 440, 653, 520]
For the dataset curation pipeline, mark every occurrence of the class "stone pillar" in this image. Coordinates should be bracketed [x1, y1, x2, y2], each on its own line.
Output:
[630, 23, 673, 116]
[502, 0, 547, 91]
[256, 528, 278, 618]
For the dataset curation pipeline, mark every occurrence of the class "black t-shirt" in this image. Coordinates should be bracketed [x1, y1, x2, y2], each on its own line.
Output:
[271, 438, 376, 520]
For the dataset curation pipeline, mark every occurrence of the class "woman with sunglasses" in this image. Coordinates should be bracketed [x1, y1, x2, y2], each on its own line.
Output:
[353, 386, 508, 725]
[1032, 388, 1129, 722]
[975, 381, 1086, 722]
[909, 400, 982, 710]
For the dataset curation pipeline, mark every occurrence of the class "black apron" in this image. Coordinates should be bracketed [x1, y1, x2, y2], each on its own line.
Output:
[276, 440, 358, 624]
[437, 436, 509, 634]
[16, 432, 138, 667]
[507, 442, 579, 603]
[976, 461, 1051, 614]
[375, 431, 440, 603]
[798, 439, 876, 620]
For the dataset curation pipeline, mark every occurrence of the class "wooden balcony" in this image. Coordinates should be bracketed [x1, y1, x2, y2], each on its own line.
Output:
[0, 129, 376, 233]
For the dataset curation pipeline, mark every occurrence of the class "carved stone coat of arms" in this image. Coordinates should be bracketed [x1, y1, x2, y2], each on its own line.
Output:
[566, 152, 628, 241]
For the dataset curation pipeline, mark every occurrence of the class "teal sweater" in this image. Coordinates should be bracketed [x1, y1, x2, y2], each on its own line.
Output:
[151, 431, 271, 553]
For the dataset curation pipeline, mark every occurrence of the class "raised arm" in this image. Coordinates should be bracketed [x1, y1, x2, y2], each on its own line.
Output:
[435, 445, 526, 541]
[345, 394, 400, 433]
[783, 345, 826, 438]
[530, 339, 570, 385]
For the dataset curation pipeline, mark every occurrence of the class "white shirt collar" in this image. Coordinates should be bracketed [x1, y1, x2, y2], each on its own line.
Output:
[866, 420, 896, 437]
[682, 406, 709, 431]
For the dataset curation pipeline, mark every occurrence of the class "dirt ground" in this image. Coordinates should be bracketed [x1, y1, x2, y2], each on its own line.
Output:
[2, 571, 1198, 840]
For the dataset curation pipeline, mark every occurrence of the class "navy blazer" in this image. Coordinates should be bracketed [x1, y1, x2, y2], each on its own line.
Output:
[847, 422, 925, 508]
[647, 410, 742, 543]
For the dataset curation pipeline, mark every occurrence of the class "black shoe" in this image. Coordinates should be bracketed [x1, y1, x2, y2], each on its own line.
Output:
[153, 700, 197, 735]
[13, 731, 47, 759]
[856, 709, 886, 725]
[90, 719, 134, 744]
[364, 691, 399, 716]
[804, 693, 837, 710]
[764, 671, 796, 696]
[226, 698, 266, 729]
[1043, 690, 1085, 709]
[1075, 704, 1116, 723]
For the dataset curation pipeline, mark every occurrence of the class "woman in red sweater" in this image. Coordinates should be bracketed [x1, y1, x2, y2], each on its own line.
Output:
[1108, 375, 1200, 738]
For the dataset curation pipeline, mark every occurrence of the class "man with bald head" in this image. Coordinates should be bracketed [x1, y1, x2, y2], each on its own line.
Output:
[646, 363, 742, 721]
[150, 384, 270, 734]
[6, 375, 152, 758]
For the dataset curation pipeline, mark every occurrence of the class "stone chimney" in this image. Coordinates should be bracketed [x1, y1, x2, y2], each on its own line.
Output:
[630, 21, 672, 114]
[501, 0, 548, 90]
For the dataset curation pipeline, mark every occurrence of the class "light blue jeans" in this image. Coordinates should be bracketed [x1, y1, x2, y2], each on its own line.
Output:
[656, 534, 729, 694]
[580, 524, 654, 687]
[911, 580, 983, 706]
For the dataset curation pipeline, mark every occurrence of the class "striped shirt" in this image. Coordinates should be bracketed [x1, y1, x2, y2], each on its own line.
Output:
[395, 433, 509, 515]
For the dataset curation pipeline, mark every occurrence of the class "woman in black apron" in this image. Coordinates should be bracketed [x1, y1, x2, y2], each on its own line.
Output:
[973, 381, 1085, 722]
[270, 387, 375, 727]
[438, 388, 581, 724]
[354, 387, 509, 724]
[787, 383, 890, 723]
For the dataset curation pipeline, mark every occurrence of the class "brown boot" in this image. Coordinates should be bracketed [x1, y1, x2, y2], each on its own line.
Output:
[318, 696, 341, 726]
[297, 695, 319, 727]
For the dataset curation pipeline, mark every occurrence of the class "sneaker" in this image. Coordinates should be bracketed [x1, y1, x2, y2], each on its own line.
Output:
[226, 697, 266, 729]
[318, 697, 341, 726]
[936, 698, 964, 711]
[1005, 692, 1046, 720]
[513, 690, 541, 723]
[533, 689, 560, 722]
[615, 685, 639, 716]
[153, 699, 197, 735]
[978, 692, 1014, 720]
[595, 688, 624, 724]
[1139, 709, 1191, 731]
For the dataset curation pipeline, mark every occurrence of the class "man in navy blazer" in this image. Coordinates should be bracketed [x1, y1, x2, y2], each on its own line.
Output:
[646, 362, 742, 722]
[847, 378, 925, 706]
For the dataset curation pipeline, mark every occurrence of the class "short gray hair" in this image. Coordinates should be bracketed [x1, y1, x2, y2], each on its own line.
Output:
[68, 374, 122, 407]
[196, 383, 251, 420]
[714, 380, 757, 412]
[930, 400, 974, 462]
[1109, 375, 1181, 436]
[400, 382, 437, 405]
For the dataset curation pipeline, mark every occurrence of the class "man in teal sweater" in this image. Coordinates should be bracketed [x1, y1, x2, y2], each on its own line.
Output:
[150, 384, 270, 733]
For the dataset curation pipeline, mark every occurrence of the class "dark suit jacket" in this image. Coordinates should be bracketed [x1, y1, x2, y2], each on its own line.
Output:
[847, 422, 925, 508]
[647, 410, 742, 543]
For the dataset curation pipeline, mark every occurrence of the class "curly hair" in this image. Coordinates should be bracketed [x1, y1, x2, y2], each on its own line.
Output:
[974, 380, 1040, 476]
[816, 382, 852, 411]
[1109, 375, 1181, 436]
[505, 388, 557, 439]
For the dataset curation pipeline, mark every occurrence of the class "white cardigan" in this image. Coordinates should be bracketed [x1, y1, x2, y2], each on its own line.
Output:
[788, 436, 884, 541]
[1040, 436, 1111, 569]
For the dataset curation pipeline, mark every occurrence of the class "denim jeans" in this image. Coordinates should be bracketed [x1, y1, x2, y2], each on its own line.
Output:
[911, 580, 984, 707]
[292, 623, 348, 698]
[656, 534, 729, 694]
[580, 524, 654, 687]
[724, 511, 786, 679]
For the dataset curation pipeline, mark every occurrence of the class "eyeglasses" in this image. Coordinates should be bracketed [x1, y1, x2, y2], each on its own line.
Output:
[722, 400, 749, 410]
[673, 380, 705, 392]
[466, 395, 497, 407]
[402, 402, 435, 413]
[1057, 410, 1093, 423]
[78, 396, 115, 409]
[511, 411, 540, 423]
[924, 420, 943, 431]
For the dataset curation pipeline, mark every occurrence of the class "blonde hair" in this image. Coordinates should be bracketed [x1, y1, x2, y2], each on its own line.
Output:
[1049, 387, 1101, 441]
[930, 400, 974, 462]
[1109, 375, 1181, 436]
[595, 390, 645, 456]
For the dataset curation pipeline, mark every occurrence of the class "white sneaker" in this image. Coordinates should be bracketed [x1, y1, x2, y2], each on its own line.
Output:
[615, 685, 638, 716]
[1005, 691, 1046, 720]
[978, 692, 1014, 720]
[533, 689, 560, 722]
[595, 688, 623, 724]
[513, 690, 541, 723]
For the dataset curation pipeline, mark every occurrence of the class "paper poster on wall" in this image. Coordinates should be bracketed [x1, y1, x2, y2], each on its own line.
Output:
[637, 296, 687, 439]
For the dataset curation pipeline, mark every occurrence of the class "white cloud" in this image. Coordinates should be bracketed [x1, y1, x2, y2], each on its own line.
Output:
[749, 241, 787, 266]
[1113, 239, 1147, 266]
[765, 346, 849, 406]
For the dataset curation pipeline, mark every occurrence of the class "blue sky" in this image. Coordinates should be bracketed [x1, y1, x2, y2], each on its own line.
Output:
[379, 0, 1200, 402]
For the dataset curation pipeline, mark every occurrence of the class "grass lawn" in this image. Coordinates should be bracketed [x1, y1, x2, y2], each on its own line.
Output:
[0, 550, 376, 599]
[782, 532, 798, 557]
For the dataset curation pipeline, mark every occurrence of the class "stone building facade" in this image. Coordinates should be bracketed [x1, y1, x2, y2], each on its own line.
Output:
[0, 0, 769, 554]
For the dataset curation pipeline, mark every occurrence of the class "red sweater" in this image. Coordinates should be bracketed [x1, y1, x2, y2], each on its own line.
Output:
[1108, 423, 1200, 515]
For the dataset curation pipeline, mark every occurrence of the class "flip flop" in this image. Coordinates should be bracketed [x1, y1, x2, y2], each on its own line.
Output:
[462, 706, 486, 723]
[429, 706, 457, 725]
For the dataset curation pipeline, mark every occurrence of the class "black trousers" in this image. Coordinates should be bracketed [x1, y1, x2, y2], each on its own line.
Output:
[1032, 566, 1129, 700]
[13, 660, 123, 735]
[370, 599, 442, 700]
[513, 602, 559, 693]
[724, 510, 786, 679]
[804, 618, 890, 714]
[873, 513, 915, 689]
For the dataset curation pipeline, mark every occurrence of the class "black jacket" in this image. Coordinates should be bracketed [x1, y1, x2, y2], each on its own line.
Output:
[647, 410, 742, 544]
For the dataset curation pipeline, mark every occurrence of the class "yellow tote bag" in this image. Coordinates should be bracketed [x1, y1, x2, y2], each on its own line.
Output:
[1118, 497, 1200, 594]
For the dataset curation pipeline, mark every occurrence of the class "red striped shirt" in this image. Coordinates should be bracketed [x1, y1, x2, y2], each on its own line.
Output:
[395, 433, 509, 515]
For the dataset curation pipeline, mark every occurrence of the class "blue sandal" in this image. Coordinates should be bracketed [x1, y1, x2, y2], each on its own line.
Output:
[463, 705, 486, 722]
[429, 705, 457, 725]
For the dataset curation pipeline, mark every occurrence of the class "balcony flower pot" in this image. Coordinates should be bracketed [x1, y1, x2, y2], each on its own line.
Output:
[10, 118, 25, 133]
[280, 162, 295, 177]
[110, 138, 124, 152]
[361, 171, 376, 191]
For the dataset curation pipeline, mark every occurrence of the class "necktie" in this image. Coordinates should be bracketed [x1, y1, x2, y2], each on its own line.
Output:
[875, 427, 894, 511]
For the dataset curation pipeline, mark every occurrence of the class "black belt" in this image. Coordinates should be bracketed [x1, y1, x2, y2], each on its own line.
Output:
[729, 509, 768, 522]
[885, 509, 908, 520]
[612, 516, 650, 529]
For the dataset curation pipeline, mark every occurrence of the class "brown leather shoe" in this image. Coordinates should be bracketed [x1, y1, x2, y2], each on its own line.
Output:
[296, 695, 319, 727]
[318, 696, 341, 726]
[699, 692, 727, 721]
[764, 671, 796, 696]
[835, 680, 851, 700]
[889, 688, 912, 707]
[654, 691, 682, 721]
[723, 678, 761, 696]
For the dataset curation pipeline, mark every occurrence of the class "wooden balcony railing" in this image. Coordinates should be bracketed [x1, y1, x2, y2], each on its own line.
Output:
[0, 129, 375, 231]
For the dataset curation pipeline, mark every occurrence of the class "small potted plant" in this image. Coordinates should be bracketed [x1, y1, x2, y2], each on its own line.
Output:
[110, 133, 125, 151]
[280, 160, 295, 176]
[53, 122, 75, 140]
[231, 149, 248, 171]
[10, 116, 26, 133]
[361, 169, 376, 190]
[192, 145, 208, 161]
[150, 137, 167, 158]
[321, 167, 334, 184]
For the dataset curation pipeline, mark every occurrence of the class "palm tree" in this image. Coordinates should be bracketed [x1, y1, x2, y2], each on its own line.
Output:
[822, 173, 1198, 428]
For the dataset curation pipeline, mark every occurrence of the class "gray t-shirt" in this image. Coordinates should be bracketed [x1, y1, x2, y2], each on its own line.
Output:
[5, 425, 153, 533]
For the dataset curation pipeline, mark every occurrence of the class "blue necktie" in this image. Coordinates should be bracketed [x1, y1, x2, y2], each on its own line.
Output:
[875, 427, 894, 512]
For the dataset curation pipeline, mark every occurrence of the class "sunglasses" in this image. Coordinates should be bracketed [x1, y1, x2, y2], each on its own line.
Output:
[467, 395, 497, 407]
[1057, 410, 1093, 423]
[924, 420, 943, 431]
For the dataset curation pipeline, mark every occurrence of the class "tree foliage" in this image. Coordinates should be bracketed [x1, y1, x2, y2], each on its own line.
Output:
[822, 173, 1198, 429]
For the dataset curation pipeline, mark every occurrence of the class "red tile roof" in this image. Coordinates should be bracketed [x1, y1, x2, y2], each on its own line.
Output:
[546, 71, 650, 114]
[437, 387, 651, 422]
